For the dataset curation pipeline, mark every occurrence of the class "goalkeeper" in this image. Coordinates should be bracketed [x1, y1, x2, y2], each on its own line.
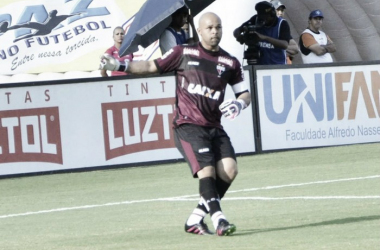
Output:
[100, 12, 250, 236]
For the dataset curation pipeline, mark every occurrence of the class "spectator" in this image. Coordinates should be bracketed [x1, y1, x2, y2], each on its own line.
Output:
[182, 22, 189, 34]
[100, 26, 133, 77]
[182, 21, 196, 44]
[159, 6, 199, 55]
[299, 10, 336, 64]
[270, 0, 299, 64]
[233, 1, 291, 65]
[100, 12, 251, 236]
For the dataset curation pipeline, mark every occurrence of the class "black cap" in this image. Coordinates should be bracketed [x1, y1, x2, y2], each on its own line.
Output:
[174, 6, 189, 15]
[255, 1, 275, 15]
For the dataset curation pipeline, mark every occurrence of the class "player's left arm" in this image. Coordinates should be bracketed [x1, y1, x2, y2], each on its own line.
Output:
[232, 63, 251, 109]
[219, 69, 251, 120]
[236, 91, 251, 108]
[219, 89, 250, 121]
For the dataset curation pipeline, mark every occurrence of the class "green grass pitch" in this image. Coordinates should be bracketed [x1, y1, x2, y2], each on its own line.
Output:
[0, 143, 379, 249]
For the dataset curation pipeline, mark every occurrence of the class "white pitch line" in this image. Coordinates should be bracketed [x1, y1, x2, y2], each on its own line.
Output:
[227, 175, 380, 194]
[171, 196, 380, 201]
[1, 175, 379, 219]
[171, 175, 380, 199]
[0, 198, 180, 219]
[225, 196, 380, 200]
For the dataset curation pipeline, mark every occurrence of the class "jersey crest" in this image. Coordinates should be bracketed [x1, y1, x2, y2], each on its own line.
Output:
[216, 64, 225, 78]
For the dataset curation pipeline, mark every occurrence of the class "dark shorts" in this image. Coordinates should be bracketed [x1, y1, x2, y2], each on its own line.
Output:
[173, 124, 236, 178]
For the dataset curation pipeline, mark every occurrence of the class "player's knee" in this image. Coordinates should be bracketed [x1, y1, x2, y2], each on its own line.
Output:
[216, 157, 238, 180]
[228, 165, 238, 180]
[223, 163, 238, 181]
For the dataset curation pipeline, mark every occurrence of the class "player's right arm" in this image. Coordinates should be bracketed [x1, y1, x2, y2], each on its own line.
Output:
[99, 54, 158, 75]
[126, 60, 158, 74]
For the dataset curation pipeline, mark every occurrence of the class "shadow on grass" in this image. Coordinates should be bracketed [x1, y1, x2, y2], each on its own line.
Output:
[235, 215, 380, 236]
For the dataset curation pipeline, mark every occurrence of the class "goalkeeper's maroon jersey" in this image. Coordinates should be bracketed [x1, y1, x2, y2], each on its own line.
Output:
[154, 43, 244, 128]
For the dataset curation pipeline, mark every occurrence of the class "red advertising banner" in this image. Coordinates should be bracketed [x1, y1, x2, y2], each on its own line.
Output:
[0, 107, 62, 164]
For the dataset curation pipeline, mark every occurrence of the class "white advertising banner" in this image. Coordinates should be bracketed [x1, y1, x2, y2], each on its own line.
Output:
[256, 64, 380, 151]
[0, 0, 160, 75]
[0, 70, 255, 176]
[0, 0, 261, 76]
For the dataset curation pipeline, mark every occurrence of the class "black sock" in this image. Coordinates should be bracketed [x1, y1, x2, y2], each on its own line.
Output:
[199, 177, 221, 216]
[216, 175, 231, 199]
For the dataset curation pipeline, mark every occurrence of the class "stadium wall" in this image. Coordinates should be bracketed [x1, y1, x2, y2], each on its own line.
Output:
[0, 62, 379, 177]
[1, 0, 379, 176]
[0, 70, 255, 177]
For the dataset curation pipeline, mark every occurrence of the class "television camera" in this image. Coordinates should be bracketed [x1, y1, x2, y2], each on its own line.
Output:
[240, 22, 264, 65]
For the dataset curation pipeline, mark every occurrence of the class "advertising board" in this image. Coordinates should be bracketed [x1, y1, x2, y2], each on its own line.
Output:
[255, 63, 380, 151]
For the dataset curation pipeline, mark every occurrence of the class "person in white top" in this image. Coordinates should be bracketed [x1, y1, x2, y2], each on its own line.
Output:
[299, 10, 336, 64]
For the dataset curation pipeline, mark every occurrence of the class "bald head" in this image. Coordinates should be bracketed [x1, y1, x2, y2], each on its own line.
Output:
[197, 12, 222, 51]
[198, 12, 221, 28]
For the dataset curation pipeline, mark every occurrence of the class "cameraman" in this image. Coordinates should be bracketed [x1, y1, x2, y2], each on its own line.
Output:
[233, 1, 292, 65]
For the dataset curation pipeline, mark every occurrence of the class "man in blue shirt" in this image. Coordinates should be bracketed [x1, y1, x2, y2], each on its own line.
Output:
[159, 7, 198, 55]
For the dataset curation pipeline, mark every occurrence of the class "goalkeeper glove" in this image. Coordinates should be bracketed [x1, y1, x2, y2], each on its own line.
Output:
[219, 99, 247, 120]
[99, 54, 129, 72]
